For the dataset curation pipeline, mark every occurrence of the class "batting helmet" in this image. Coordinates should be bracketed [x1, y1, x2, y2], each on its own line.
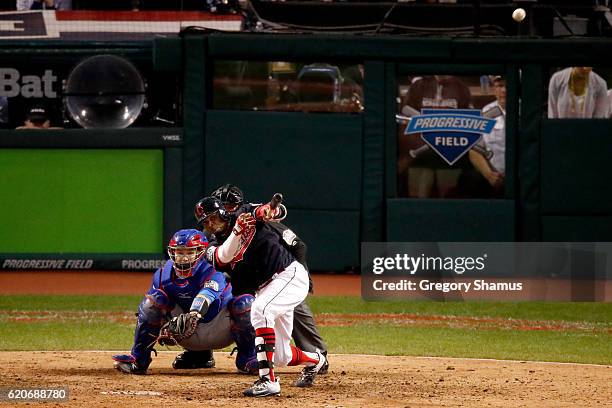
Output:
[194, 197, 232, 238]
[167, 229, 208, 279]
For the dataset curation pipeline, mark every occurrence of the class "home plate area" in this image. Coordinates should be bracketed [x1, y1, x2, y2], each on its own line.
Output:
[0, 351, 609, 407]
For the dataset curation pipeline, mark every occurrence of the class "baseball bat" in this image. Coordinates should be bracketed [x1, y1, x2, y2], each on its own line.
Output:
[270, 193, 283, 209]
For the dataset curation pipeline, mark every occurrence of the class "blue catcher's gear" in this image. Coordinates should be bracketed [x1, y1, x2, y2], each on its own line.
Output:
[167, 229, 208, 279]
[130, 288, 172, 369]
[140, 288, 172, 325]
[124, 258, 229, 372]
[228, 294, 258, 374]
[114, 227, 234, 375]
[112, 354, 149, 375]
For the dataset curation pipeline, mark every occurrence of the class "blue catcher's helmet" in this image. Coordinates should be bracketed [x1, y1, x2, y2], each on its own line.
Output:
[167, 229, 208, 279]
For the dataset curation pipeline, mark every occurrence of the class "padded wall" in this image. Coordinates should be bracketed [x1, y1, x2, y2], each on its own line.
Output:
[386, 199, 515, 242]
[542, 216, 612, 241]
[0, 149, 163, 253]
[541, 120, 612, 215]
[204, 110, 362, 270]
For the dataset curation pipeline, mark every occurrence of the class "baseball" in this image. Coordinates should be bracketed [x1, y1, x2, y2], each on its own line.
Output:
[512, 8, 526, 22]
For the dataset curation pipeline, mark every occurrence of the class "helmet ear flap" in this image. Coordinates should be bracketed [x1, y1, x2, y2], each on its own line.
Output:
[194, 197, 229, 222]
[194, 197, 232, 237]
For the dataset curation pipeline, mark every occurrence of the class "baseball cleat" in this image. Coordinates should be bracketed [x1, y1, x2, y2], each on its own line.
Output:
[294, 350, 327, 387]
[318, 351, 329, 375]
[243, 377, 281, 397]
[172, 350, 215, 369]
[111, 354, 147, 375]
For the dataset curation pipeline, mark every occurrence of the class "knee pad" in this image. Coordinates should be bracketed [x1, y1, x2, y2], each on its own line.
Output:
[232, 331, 256, 374]
[228, 294, 257, 372]
[228, 294, 255, 329]
[138, 288, 171, 326]
[236, 354, 258, 375]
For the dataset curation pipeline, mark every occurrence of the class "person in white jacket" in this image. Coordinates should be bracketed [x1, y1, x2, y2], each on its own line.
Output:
[17, 0, 71, 10]
[548, 67, 608, 118]
[458, 75, 506, 198]
[16, 0, 35, 9]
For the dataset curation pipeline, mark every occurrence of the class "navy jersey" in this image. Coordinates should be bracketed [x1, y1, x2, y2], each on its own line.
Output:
[215, 222, 295, 292]
[149, 259, 231, 323]
[233, 203, 305, 265]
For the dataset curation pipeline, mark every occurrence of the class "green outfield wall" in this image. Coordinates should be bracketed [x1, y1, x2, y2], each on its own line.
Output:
[0, 149, 163, 253]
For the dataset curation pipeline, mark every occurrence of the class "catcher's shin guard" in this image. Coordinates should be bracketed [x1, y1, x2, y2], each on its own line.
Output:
[132, 289, 169, 362]
[172, 350, 215, 369]
[228, 294, 257, 374]
[130, 290, 171, 371]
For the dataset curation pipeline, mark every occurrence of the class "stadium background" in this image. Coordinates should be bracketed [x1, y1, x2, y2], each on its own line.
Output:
[0, 1, 610, 406]
[1, 33, 611, 273]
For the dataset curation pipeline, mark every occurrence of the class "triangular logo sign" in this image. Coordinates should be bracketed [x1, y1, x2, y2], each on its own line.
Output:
[405, 108, 496, 166]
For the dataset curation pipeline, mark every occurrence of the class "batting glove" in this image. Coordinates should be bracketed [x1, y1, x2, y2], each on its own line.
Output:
[233, 213, 256, 235]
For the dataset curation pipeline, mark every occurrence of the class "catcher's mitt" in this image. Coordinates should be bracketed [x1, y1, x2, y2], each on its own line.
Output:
[157, 311, 201, 346]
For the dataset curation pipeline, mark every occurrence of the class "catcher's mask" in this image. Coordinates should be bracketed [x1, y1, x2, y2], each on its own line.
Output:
[211, 183, 244, 213]
[168, 229, 208, 279]
[194, 197, 231, 237]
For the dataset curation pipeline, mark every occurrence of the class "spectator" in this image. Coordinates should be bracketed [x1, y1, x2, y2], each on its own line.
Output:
[459, 75, 506, 198]
[0, 97, 8, 128]
[548, 67, 608, 118]
[16, 0, 34, 10]
[29, 0, 72, 10]
[16, 105, 61, 130]
[342, 64, 365, 111]
[398, 75, 472, 198]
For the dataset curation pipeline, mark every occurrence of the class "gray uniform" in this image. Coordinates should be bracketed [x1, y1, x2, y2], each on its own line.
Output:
[170, 305, 234, 351]
[266, 222, 328, 355]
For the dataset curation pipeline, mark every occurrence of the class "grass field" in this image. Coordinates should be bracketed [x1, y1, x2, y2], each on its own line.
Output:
[1, 295, 610, 365]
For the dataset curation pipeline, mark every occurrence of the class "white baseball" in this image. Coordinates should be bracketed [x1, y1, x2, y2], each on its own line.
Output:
[512, 8, 526, 22]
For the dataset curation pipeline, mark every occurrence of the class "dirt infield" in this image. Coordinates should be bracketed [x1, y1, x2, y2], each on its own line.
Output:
[1, 272, 610, 406]
[0, 351, 610, 407]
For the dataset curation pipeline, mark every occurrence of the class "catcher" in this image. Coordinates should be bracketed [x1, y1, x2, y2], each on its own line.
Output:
[112, 228, 257, 375]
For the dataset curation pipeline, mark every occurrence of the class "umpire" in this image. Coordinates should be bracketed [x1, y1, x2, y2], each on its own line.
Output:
[196, 184, 329, 374]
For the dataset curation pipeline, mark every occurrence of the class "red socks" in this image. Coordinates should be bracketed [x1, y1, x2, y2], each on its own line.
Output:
[289, 345, 319, 366]
[255, 327, 276, 381]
